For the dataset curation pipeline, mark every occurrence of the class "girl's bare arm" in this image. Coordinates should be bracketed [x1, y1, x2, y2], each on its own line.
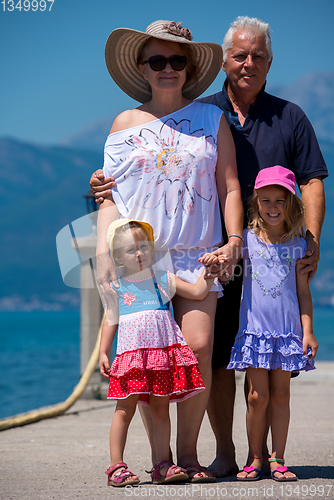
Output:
[170, 271, 215, 301]
[99, 315, 118, 378]
[296, 262, 318, 359]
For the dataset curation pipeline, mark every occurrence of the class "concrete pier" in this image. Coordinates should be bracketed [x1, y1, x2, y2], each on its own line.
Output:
[1, 362, 333, 500]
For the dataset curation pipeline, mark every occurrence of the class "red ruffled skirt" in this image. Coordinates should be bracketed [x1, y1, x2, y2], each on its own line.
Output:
[108, 344, 205, 404]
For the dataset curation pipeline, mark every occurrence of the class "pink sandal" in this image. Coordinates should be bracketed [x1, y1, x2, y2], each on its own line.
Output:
[151, 460, 189, 484]
[105, 462, 140, 487]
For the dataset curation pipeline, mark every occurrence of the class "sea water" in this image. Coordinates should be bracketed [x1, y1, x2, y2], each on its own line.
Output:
[0, 311, 80, 419]
[0, 308, 334, 420]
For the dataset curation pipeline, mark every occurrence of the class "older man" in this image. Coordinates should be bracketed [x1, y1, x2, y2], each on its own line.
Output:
[90, 16, 328, 478]
[197, 16, 328, 477]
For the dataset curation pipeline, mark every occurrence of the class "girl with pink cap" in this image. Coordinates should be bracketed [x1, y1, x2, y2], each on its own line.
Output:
[204, 166, 319, 481]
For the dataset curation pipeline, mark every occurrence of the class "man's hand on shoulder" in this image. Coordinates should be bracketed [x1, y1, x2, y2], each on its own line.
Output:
[90, 170, 116, 204]
[297, 232, 320, 283]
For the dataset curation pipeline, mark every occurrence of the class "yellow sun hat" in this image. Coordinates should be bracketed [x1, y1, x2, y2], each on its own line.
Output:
[106, 219, 155, 259]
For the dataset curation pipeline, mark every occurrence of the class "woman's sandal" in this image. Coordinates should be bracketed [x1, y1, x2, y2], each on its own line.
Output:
[150, 460, 189, 484]
[105, 462, 140, 487]
[184, 463, 216, 483]
[269, 458, 298, 482]
[237, 456, 265, 481]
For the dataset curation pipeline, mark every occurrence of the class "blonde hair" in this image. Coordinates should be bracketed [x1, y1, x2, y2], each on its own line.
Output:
[248, 187, 305, 241]
[111, 221, 154, 266]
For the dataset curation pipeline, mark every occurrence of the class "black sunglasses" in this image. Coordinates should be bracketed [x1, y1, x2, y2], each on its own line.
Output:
[143, 55, 187, 72]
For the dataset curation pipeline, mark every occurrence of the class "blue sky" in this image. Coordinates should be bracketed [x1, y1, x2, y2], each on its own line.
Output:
[1, 0, 333, 145]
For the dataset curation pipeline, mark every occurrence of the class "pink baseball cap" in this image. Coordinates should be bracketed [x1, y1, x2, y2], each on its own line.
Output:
[254, 166, 296, 194]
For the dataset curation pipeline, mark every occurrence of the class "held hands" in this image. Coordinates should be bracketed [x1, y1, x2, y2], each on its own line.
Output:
[200, 251, 230, 282]
[303, 333, 319, 360]
[199, 240, 242, 282]
[90, 169, 116, 204]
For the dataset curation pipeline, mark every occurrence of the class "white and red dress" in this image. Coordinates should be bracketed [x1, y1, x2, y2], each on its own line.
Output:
[108, 270, 205, 404]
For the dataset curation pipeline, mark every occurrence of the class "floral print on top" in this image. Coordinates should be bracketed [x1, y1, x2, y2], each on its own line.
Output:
[125, 117, 215, 218]
[103, 102, 223, 252]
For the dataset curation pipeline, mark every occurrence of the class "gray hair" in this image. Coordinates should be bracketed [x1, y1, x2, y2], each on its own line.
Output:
[222, 16, 272, 62]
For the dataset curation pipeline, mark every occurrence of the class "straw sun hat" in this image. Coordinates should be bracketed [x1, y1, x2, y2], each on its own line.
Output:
[105, 20, 223, 103]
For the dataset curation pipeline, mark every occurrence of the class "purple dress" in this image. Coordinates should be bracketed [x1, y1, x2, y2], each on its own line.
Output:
[227, 230, 315, 372]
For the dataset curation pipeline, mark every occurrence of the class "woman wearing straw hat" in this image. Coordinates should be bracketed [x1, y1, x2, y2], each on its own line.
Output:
[96, 20, 243, 483]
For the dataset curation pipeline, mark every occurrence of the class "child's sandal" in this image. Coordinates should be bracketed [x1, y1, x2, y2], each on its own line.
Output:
[269, 458, 298, 482]
[105, 462, 140, 487]
[237, 465, 265, 481]
[150, 460, 189, 484]
[237, 456, 264, 481]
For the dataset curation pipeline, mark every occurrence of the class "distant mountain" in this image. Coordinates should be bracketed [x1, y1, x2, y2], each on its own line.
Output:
[61, 116, 114, 155]
[1, 72, 334, 310]
[0, 138, 101, 310]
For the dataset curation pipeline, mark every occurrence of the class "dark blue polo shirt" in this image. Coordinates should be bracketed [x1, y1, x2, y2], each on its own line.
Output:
[198, 80, 328, 215]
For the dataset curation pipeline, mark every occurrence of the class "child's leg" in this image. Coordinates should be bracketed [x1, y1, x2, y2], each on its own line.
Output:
[244, 374, 271, 473]
[138, 404, 156, 465]
[238, 368, 269, 479]
[269, 369, 296, 480]
[109, 395, 139, 479]
[149, 395, 171, 465]
[149, 395, 186, 480]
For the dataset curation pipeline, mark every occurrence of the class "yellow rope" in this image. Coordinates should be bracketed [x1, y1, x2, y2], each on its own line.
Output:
[0, 313, 104, 431]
